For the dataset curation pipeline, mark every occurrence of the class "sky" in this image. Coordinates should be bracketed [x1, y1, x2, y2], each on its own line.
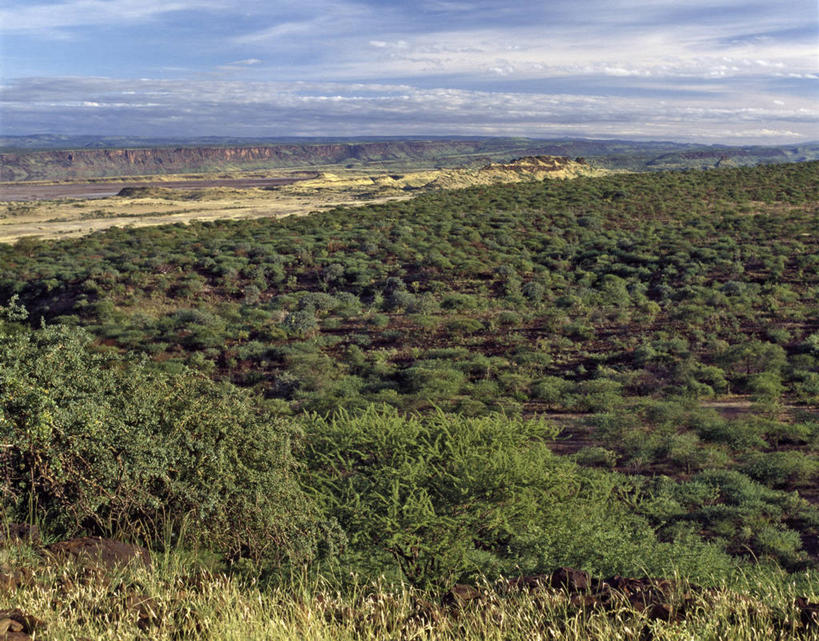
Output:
[0, 0, 817, 143]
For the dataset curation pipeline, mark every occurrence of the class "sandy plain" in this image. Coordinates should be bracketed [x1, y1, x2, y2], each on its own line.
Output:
[0, 156, 604, 243]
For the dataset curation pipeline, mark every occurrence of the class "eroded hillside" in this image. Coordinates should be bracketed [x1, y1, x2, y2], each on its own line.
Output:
[287, 155, 607, 195]
[0, 140, 539, 182]
[0, 156, 607, 242]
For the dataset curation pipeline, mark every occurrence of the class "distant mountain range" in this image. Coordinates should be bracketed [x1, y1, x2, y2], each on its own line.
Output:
[1, 135, 817, 182]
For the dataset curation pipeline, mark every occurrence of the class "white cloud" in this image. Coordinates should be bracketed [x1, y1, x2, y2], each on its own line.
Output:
[2, 75, 816, 143]
[1, 1, 815, 141]
[720, 128, 804, 138]
[220, 13, 815, 87]
[0, 0, 230, 32]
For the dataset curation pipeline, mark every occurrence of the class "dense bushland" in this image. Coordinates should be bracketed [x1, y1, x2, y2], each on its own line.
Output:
[1, 162, 816, 417]
[1, 162, 818, 637]
[302, 407, 756, 587]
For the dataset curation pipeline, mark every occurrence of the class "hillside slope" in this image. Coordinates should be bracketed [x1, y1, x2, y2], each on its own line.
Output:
[288, 155, 609, 195]
[0, 140, 534, 181]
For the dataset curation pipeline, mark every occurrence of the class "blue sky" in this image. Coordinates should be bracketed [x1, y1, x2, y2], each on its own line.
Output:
[0, 0, 817, 142]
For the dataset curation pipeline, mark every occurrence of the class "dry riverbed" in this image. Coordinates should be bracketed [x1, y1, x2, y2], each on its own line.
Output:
[0, 172, 411, 243]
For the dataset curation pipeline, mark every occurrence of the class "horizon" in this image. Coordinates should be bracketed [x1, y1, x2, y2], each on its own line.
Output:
[3, 133, 819, 151]
[1, 1, 817, 144]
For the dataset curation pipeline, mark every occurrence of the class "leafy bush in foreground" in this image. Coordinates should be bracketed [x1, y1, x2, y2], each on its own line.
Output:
[0, 303, 328, 566]
[301, 407, 565, 587]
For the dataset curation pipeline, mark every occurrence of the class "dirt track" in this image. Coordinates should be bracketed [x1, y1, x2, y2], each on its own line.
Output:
[0, 176, 313, 202]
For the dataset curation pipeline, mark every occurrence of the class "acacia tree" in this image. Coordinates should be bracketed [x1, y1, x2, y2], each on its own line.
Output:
[301, 406, 567, 588]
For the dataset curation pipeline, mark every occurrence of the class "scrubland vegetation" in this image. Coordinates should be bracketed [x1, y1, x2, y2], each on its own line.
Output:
[1, 160, 818, 637]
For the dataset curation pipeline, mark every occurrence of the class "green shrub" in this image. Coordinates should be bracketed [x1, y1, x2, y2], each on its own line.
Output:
[795, 372, 819, 404]
[522, 280, 546, 303]
[565, 321, 594, 340]
[496, 311, 521, 326]
[667, 432, 705, 471]
[741, 451, 818, 488]
[402, 365, 466, 400]
[804, 332, 819, 354]
[368, 314, 390, 329]
[517, 474, 738, 581]
[283, 309, 319, 337]
[440, 293, 482, 311]
[571, 379, 624, 412]
[573, 446, 618, 468]
[753, 525, 804, 564]
[0, 320, 328, 566]
[444, 317, 484, 336]
[301, 407, 563, 587]
[693, 416, 767, 450]
[531, 376, 572, 408]
[748, 371, 784, 402]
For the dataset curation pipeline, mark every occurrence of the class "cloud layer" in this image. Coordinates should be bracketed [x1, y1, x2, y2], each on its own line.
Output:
[1, 0, 816, 142]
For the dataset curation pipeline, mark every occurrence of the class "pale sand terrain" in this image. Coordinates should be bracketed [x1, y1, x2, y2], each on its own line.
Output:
[0, 188, 409, 243]
[0, 157, 607, 243]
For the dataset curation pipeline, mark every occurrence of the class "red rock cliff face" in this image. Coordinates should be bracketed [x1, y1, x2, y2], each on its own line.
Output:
[0, 141, 491, 182]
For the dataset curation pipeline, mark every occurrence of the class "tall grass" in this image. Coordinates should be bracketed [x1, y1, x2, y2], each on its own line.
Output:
[3, 549, 818, 641]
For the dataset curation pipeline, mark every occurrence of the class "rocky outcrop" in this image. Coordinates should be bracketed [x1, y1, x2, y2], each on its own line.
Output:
[444, 568, 819, 630]
[45, 537, 151, 569]
[287, 155, 607, 196]
[0, 610, 43, 641]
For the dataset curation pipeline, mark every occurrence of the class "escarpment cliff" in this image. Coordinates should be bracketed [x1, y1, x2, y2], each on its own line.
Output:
[0, 140, 525, 182]
[3, 138, 816, 182]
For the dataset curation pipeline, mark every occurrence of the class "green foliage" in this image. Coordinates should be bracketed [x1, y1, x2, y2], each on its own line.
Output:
[299, 406, 766, 586]
[1, 161, 818, 587]
[645, 469, 816, 567]
[0, 319, 329, 566]
[741, 451, 818, 488]
[402, 365, 466, 400]
[573, 446, 618, 468]
[301, 407, 564, 587]
[518, 490, 737, 580]
[570, 379, 624, 412]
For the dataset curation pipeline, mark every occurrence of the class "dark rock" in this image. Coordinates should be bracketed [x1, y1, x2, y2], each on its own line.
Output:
[506, 573, 550, 592]
[442, 583, 481, 608]
[796, 597, 819, 628]
[0, 566, 33, 594]
[460, 568, 700, 623]
[600, 576, 689, 622]
[46, 537, 151, 570]
[0, 609, 44, 638]
[0, 570, 18, 593]
[507, 568, 592, 593]
[569, 594, 600, 609]
[409, 597, 441, 625]
[552, 567, 591, 591]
